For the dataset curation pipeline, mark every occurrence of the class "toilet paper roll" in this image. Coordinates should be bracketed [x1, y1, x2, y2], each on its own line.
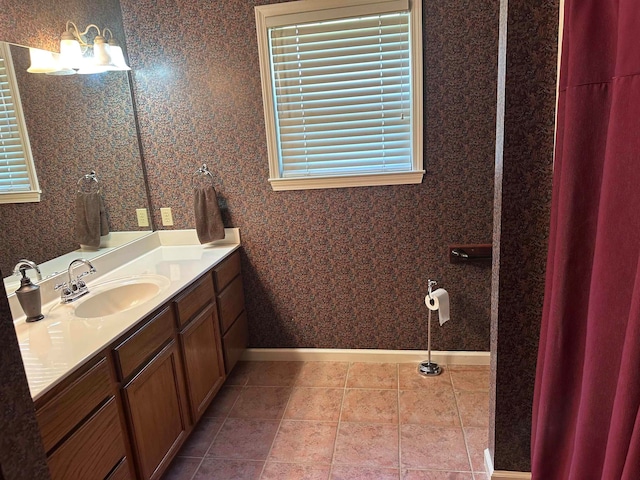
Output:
[425, 288, 450, 325]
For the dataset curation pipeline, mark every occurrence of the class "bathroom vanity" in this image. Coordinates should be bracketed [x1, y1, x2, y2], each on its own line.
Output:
[11, 229, 247, 480]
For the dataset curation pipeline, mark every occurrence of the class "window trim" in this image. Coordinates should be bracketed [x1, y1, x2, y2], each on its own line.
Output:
[0, 42, 41, 204]
[255, 0, 423, 191]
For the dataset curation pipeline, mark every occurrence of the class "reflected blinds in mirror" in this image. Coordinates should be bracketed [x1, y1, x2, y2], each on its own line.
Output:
[0, 43, 40, 203]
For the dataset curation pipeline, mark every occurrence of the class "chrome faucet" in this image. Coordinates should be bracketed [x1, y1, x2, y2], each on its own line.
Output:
[13, 259, 42, 281]
[55, 258, 96, 303]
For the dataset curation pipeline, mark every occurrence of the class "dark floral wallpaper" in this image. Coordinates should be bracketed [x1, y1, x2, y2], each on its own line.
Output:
[120, 0, 499, 351]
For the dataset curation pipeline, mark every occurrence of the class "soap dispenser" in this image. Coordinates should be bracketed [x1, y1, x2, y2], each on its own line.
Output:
[14, 262, 44, 322]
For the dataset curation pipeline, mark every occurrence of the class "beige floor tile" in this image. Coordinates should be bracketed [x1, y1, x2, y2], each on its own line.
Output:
[178, 416, 224, 457]
[247, 361, 304, 386]
[224, 361, 257, 386]
[331, 465, 400, 479]
[169, 362, 492, 480]
[399, 389, 459, 426]
[269, 420, 338, 464]
[341, 389, 398, 423]
[285, 387, 343, 421]
[455, 391, 489, 428]
[229, 386, 291, 419]
[193, 458, 263, 480]
[261, 462, 331, 480]
[295, 362, 349, 387]
[402, 470, 474, 480]
[162, 457, 202, 480]
[334, 422, 399, 468]
[346, 363, 398, 389]
[400, 425, 470, 471]
[399, 364, 453, 390]
[203, 386, 243, 418]
[450, 370, 490, 392]
[447, 365, 490, 372]
[207, 418, 280, 460]
[463, 427, 489, 472]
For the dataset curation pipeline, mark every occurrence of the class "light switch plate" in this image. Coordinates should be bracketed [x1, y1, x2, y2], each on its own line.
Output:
[136, 208, 149, 227]
[160, 207, 174, 226]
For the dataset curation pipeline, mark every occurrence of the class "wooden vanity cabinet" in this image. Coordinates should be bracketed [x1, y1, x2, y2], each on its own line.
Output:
[115, 306, 189, 480]
[213, 251, 248, 373]
[175, 274, 225, 423]
[34, 354, 131, 480]
[122, 340, 188, 480]
[33, 250, 247, 480]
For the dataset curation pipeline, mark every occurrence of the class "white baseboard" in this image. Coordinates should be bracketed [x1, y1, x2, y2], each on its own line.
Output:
[484, 448, 531, 480]
[241, 348, 490, 365]
[492, 472, 532, 480]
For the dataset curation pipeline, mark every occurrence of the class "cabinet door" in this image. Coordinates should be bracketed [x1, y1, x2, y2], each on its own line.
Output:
[123, 340, 188, 480]
[180, 303, 225, 422]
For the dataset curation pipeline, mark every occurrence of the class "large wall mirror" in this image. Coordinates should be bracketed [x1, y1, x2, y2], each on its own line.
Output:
[0, 41, 152, 293]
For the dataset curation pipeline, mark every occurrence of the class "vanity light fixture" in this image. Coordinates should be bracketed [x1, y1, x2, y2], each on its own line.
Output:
[26, 48, 74, 75]
[27, 20, 131, 75]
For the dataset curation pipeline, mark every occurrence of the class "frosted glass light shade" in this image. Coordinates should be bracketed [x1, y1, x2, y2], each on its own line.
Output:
[60, 31, 83, 70]
[27, 48, 58, 73]
[107, 44, 131, 71]
[92, 35, 112, 66]
[28, 48, 75, 75]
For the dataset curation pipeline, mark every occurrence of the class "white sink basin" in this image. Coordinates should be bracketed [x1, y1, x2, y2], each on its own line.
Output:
[73, 275, 170, 319]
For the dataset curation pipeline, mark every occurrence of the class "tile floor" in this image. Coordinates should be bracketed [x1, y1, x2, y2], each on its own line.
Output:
[161, 361, 490, 480]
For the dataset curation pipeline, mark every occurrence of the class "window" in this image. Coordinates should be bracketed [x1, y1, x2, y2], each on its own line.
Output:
[255, 0, 423, 190]
[0, 43, 40, 203]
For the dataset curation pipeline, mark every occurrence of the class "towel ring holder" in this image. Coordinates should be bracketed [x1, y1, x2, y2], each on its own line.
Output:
[77, 170, 100, 194]
[192, 164, 215, 188]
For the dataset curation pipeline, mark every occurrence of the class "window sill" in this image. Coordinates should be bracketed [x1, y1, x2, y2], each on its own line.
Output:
[0, 190, 42, 204]
[269, 171, 425, 191]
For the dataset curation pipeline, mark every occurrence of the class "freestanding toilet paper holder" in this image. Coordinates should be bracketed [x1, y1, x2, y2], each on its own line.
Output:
[419, 279, 442, 376]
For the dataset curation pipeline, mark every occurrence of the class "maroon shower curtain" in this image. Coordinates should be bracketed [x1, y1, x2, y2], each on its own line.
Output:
[531, 1, 640, 479]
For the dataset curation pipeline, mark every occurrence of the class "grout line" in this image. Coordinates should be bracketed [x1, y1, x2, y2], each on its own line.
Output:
[256, 364, 301, 479]
[328, 361, 351, 478]
[453, 379, 476, 474]
[201, 383, 246, 462]
[191, 383, 246, 479]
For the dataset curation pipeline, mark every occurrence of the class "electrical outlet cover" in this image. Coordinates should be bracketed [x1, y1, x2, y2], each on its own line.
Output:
[136, 208, 149, 227]
[160, 207, 174, 226]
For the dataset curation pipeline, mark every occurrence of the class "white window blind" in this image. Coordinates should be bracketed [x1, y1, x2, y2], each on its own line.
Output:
[0, 43, 40, 203]
[256, 0, 423, 190]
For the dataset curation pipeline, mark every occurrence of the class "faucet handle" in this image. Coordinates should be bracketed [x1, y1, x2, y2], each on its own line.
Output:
[76, 268, 96, 280]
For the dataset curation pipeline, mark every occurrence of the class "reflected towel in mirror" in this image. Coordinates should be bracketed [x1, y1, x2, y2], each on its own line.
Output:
[76, 192, 109, 248]
[194, 185, 224, 244]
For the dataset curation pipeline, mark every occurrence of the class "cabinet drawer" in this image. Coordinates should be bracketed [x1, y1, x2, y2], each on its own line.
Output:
[213, 251, 241, 292]
[175, 274, 215, 328]
[217, 275, 245, 334]
[47, 397, 126, 480]
[114, 307, 174, 380]
[223, 311, 248, 374]
[107, 458, 132, 480]
[36, 356, 113, 453]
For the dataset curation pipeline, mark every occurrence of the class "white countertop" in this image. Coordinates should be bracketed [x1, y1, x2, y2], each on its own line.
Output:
[12, 229, 241, 401]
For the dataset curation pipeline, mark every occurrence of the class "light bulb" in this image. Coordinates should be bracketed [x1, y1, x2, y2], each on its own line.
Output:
[59, 30, 83, 70]
[92, 35, 112, 66]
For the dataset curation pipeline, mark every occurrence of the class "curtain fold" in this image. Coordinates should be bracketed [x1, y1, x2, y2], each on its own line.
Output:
[532, 0, 640, 478]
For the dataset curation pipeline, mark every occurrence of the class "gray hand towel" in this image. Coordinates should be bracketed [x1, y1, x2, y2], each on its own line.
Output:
[76, 192, 109, 248]
[194, 185, 224, 244]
